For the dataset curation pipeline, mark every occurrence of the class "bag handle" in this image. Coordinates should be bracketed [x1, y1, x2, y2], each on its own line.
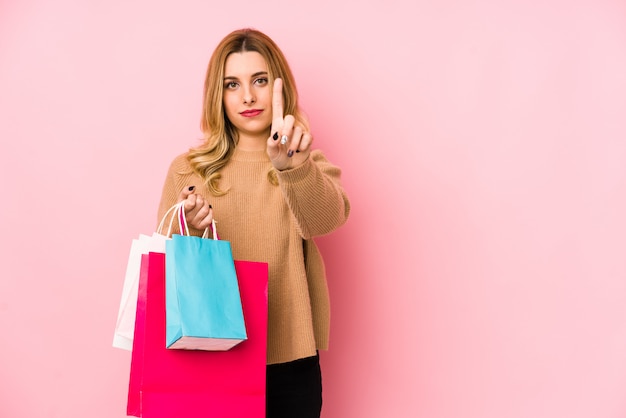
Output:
[156, 202, 182, 237]
[178, 202, 217, 240]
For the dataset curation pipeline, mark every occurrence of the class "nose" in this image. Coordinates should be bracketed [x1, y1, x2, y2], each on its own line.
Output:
[243, 88, 256, 104]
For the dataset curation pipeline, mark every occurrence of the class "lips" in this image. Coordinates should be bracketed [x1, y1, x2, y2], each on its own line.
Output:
[240, 109, 263, 117]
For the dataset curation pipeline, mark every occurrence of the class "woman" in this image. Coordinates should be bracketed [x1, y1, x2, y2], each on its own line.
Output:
[156, 28, 350, 417]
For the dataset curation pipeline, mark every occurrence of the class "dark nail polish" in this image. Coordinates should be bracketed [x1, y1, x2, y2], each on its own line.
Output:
[296, 150, 300, 153]
[287, 150, 294, 158]
[272, 132, 279, 141]
[188, 186, 195, 191]
[209, 204, 213, 209]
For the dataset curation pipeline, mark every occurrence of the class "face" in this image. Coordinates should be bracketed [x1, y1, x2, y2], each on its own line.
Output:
[222, 51, 273, 141]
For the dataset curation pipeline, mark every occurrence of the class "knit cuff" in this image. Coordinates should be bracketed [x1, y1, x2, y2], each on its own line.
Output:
[275, 155, 313, 185]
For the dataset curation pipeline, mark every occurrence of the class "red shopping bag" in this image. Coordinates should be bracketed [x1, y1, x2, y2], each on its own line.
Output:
[128, 252, 268, 417]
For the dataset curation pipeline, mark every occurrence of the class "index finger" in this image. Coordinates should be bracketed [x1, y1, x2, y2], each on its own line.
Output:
[272, 78, 284, 121]
[177, 185, 195, 203]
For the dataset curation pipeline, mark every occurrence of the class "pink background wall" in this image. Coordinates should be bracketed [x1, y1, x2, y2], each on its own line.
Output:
[1, 0, 626, 417]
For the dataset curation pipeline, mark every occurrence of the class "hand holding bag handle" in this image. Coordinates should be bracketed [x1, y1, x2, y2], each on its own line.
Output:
[177, 200, 216, 240]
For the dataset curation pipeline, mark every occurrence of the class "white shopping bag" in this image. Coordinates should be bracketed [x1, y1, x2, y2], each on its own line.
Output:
[112, 204, 179, 350]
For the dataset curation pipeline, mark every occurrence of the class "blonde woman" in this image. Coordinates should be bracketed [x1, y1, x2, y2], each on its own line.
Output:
[156, 28, 350, 417]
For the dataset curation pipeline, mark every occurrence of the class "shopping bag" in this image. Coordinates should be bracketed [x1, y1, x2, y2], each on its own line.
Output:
[113, 203, 180, 350]
[127, 253, 151, 417]
[113, 234, 167, 350]
[128, 251, 268, 418]
[165, 213, 247, 351]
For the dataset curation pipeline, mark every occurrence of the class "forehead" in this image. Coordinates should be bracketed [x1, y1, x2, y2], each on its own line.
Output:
[224, 51, 268, 77]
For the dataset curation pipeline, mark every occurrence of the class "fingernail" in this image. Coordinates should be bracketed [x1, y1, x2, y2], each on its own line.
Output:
[296, 150, 300, 153]
[280, 135, 288, 145]
[188, 186, 195, 191]
[272, 132, 279, 141]
[209, 204, 212, 209]
[287, 150, 294, 158]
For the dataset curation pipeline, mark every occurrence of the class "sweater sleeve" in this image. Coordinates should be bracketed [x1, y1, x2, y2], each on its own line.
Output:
[156, 157, 182, 234]
[275, 149, 350, 239]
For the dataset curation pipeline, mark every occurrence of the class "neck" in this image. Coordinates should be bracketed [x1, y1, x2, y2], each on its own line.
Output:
[236, 132, 269, 151]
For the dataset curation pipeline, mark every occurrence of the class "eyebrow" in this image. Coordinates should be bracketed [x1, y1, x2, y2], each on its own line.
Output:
[223, 71, 268, 81]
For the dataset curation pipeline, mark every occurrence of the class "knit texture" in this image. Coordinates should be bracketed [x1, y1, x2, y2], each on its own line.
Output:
[157, 148, 350, 364]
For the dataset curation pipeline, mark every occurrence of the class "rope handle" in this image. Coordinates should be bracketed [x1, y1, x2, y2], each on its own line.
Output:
[156, 202, 215, 239]
[178, 201, 217, 240]
[156, 202, 182, 237]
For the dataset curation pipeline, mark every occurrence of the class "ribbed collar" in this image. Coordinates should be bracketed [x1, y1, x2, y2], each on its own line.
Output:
[231, 147, 271, 162]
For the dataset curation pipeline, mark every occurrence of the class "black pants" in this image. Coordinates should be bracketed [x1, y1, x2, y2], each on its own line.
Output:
[266, 353, 322, 418]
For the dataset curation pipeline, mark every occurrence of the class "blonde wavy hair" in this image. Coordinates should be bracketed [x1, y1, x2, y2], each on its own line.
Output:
[188, 28, 309, 195]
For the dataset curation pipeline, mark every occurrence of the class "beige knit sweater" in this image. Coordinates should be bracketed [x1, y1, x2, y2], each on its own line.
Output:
[157, 147, 350, 364]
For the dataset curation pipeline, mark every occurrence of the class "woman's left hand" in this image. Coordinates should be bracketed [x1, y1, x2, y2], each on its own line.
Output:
[266, 78, 312, 171]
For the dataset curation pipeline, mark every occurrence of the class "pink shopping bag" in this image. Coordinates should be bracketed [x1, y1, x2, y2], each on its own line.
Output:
[128, 252, 268, 417]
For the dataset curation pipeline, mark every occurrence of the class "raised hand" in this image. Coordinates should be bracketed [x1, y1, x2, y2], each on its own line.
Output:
[266, 78, 312, 170]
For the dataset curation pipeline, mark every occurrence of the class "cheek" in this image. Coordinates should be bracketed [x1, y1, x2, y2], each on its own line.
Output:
[222, 95, 237, 117]
[261, 89, 272, 105]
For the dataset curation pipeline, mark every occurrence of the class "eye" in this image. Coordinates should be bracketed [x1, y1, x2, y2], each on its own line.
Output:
[255, 77, 268, 86]
[224, 81, 238, 89]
